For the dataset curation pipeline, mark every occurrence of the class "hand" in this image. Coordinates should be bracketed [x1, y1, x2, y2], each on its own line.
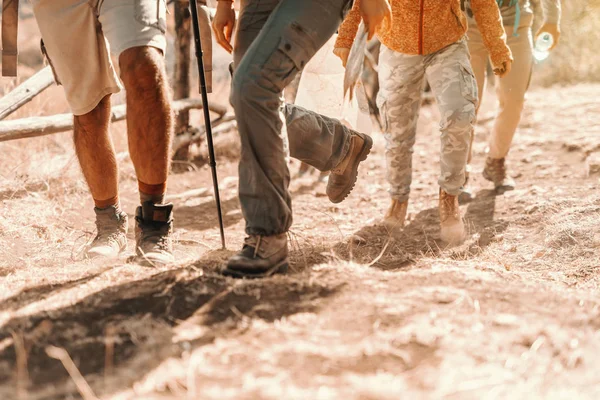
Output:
[333, 47, 350, 67]
[535, 22, 560, 50]
[358, 0, 392, 40]
[212, 0, 236, 54]
[494, 59, 512, 78]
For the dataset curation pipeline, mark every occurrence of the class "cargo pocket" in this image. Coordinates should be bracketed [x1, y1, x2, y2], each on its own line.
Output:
[458, 61, 477, 104]
[134, 0, 167, 33]
[259, 22, 315, 93]
[40, 39, 61, 86]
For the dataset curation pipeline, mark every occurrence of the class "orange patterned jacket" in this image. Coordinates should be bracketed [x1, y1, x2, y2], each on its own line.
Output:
[335, 0, 513, 67]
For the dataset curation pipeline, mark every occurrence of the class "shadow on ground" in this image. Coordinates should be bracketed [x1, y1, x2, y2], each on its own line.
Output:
[0, 251, 342, 399]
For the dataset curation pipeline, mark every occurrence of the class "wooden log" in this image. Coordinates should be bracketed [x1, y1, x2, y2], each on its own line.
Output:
[0, 66, 55, 120]
[0, 97, 227, 142]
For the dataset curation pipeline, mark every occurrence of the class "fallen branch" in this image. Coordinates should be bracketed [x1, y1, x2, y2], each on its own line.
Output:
[0, 66, 55, 120]
[10, 331, 28, 400]
[46, 345, 98, 400]
[0, 97, 227, 142]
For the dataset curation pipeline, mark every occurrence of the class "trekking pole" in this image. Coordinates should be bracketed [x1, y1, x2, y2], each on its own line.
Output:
[188, 0, 226, 249]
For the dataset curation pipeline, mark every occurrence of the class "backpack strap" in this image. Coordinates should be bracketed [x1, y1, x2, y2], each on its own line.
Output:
[497, 0, 520, 37]
[2, 0, 19, 77]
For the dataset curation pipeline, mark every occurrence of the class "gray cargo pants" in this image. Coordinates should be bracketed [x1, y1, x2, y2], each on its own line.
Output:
[231, 0, 354, 236]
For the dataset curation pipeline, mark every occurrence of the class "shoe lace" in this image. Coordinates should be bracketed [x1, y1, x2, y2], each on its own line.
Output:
[244, 235, 262, 258]
[440, 192, 457, 222]
[139, 222, 170, 251]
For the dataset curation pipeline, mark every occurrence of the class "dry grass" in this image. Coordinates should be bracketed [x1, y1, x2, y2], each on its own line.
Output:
[1, 6, 600, 400]
[1, 82, 598, 399]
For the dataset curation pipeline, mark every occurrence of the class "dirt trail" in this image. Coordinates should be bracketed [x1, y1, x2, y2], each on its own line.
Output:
[0, 84, 599, 399]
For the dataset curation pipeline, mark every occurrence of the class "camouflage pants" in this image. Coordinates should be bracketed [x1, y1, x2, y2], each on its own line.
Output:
[377, 38, 478, 202]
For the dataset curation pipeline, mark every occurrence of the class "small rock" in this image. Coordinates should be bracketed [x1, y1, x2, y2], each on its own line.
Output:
[586, 153, 600, 177]
[525, 204, 540, 214]
[493, 313, 519, 326]
[563, 142, 583, 152]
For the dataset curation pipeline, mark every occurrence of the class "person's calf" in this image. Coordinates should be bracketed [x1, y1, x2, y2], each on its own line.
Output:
[73, 95, 119, 206]
[119, 46, 173, 186]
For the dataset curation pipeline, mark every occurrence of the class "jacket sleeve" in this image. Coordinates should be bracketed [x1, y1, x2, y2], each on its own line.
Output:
[334, 0, 362, 49]
[470, 0, 513, 68]
[541, 0, 561, 25]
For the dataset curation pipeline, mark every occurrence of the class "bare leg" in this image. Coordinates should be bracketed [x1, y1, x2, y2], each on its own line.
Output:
[119, 46, 173, 200]
[73, 95, 119, 207]
[119, 46, 175, 265]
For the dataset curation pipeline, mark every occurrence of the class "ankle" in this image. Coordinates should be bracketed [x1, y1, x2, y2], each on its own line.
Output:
[94, 195, 120, 210]
[138, 181, 166, 205]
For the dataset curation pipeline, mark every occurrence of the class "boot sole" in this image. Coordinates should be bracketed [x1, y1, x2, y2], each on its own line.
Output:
[221, 260, 289, 279]
[330, 134, 373, 204]
[86, 244, 128, 260]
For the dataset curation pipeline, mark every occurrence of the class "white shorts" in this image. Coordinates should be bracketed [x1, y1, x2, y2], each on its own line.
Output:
[31, 0, 167, 115]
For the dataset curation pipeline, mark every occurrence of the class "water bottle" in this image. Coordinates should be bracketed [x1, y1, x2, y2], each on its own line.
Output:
[533, 32, 554, 62]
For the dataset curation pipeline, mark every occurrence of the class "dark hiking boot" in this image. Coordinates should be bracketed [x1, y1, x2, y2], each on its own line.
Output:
[482, 157, 515, 193]
[326, 132, 373, 203]
[223, 234, 288, 279]
[134, 202, 174, 266]
[86, 206, 128, 259]
[382, 199, 409, 230]
[439, 189, 466, 245]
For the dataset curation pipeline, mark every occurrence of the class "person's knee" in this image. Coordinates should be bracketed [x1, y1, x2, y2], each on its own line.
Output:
[440, 102, 476, 132]
[74, 95, 111, 136]
[498, 91, 526, 114]
[229, 69, 276, 113]
[119, 47, 166, 92]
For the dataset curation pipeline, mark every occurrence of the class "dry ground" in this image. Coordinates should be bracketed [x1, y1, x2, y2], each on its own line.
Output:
[0, 77, 599, 399]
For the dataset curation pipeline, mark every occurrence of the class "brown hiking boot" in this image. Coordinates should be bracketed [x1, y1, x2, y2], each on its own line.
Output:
[86, 206, 128, 259]
[382, 199, 408, 230]
[439, 189, 466, 244]
[482, 157, 515, 192]
[134, 202, 174, 266]
[326, 132, 373, 203]
[223, 234, 288, 279]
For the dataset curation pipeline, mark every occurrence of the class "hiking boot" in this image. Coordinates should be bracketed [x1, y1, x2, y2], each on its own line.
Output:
[482, 157, 515, 192]
[382, 199, 408, 230]
[439, 189, 466, 245]
[326, 131, 373, 203]
[134, 202, 174, 266]
[223, 234, 288, 279]
[86, 206, 128, 259]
